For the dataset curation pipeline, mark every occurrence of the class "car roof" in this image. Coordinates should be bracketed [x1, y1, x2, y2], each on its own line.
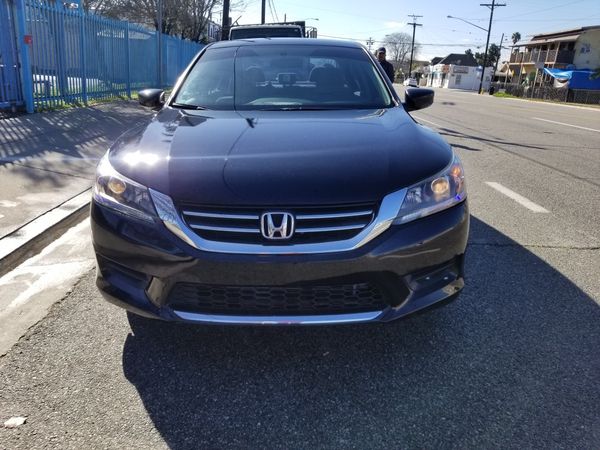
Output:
[209, 38, 366, 50]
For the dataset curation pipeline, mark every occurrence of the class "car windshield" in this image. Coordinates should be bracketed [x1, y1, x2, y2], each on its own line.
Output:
[173, 44, 394, 111]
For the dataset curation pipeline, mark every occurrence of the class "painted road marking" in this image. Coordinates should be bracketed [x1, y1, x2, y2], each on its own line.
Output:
[532, 117, 600, 133]
[485, 182, 550, 213]
[414, 117, 443, 128]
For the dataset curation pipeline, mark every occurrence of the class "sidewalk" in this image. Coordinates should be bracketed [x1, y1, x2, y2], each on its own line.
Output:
[0, 101, 152, 272]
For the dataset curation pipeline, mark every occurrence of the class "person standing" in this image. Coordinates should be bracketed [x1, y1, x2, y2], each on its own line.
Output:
[376, 47, 395, 83]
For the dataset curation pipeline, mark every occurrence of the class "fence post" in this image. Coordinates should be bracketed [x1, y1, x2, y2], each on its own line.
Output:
[48, 1, 69, 103]
[14, 0, 34, 113]
[79, 12, 87, 104]
[125, 22, 131, 98]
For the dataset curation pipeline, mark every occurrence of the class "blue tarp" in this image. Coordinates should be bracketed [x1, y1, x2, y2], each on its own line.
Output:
[543, 68, 600, 90]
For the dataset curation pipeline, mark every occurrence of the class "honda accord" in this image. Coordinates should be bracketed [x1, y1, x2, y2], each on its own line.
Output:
[91, 38, 469, 325]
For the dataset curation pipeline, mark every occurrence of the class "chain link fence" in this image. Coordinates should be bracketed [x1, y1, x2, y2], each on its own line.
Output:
[491, 82, 600, 106]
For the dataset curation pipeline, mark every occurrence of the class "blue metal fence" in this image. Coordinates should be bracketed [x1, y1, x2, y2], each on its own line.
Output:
[0, 0, 204, 112]
[0, 0, 24, 109]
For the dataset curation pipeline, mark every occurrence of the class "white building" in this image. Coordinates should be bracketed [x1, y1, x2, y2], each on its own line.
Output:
[426, 53, 493, 91]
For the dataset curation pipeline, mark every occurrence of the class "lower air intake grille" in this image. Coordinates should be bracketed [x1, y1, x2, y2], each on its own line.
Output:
[168, 282, 387, 316]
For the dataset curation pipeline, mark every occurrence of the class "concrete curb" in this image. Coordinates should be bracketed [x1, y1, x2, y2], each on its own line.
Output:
[0, 188, 92, 278]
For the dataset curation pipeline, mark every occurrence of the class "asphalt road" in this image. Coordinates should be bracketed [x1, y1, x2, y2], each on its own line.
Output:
[1, 90, 599, 449]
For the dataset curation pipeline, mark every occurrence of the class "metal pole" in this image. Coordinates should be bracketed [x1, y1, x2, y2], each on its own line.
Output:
[261, 0, 266, 24]
[221, 0, 230, 40]
[125, 23, 130, 99]
[157, 0, 162, 87]
[14, 0, 34, 112]
[407, 15, 422, 77]
[80, 13, 88, 103]
[409, 25, 416, 75]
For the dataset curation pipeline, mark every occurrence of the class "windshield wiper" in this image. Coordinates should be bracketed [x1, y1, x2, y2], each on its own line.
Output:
[171, 102, 206, 110]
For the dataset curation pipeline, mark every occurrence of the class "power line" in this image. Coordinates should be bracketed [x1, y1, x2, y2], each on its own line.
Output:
[269, 0, 280, 22]
[268, 0, 275, 22]
[320, 34, 484, 46]
[498, 0, 588, 20]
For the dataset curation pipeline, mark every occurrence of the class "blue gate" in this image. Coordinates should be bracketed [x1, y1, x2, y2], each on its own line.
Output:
[1, 0, 205, 112]
[0, 0, 24, 109]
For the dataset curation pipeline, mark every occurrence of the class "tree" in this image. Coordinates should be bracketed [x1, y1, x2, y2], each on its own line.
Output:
[466, 44, 501, 67]
[511, 31, 521, 45]
[81, 0, 249, 42]
[381, 32, 415, 64]
[486, 43, 501, 67]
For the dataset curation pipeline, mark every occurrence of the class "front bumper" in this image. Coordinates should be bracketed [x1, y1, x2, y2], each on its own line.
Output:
[91, 200, 469, 325]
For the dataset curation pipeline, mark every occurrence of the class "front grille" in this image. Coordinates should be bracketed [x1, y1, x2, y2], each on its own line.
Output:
[178, 204, 376, 245]
[168, 282, 388, 316]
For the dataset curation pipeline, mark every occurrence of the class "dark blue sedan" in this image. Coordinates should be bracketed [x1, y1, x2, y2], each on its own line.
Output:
[91, 38, 468, 325]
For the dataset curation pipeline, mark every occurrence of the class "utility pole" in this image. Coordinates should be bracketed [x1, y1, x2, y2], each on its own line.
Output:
[407, 15, 422, 77]
[478, 0, 506, 94]
[261, 0, 266, 24]
[366, 37, 374, 52]
[494, 32, 504, 79]
[221, 0, 230, 40]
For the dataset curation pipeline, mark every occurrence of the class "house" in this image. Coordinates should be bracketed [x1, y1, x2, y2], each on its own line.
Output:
[508, 25, 600, 84]
[426, 53, 493, 91]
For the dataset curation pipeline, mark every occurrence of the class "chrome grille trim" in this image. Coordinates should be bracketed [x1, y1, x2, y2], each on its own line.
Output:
[181, 204, 377, 242]
[150, 188, 407, 255]
[295, 224, 365, 233]
[189, 224, 261, 233]
[295, 210, 373, 220]
[182, 211, 259, 220]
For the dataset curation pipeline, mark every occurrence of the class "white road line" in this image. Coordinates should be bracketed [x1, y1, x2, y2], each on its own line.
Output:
[532, 117, 600, 133]
[414, 117, 443, 128]
[485, 182, 550, 213]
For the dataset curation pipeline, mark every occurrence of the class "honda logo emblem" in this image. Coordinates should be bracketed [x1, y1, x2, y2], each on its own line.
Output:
[261, 212, 294, 240]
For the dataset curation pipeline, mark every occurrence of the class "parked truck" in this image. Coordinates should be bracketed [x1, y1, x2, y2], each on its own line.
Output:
[229, 21, 314, 40]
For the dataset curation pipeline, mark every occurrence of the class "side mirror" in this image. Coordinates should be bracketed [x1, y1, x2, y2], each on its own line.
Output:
[403, 88, 434, 112]
[138, 89, 165, 109]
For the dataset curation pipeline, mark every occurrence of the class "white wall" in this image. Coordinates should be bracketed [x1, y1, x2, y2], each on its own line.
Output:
[429, 65, 493, 90]
[574, 29, 600, 69]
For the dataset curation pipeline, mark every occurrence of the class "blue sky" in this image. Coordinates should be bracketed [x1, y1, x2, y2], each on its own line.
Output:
[231, 0, 600, 61]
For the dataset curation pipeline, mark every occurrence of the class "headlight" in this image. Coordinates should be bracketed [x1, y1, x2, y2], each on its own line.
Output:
[393, 155, 466, 225]
[93, 152, 157, 222]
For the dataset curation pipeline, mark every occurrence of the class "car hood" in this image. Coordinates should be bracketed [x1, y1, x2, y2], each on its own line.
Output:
[109, 107, 452, 206]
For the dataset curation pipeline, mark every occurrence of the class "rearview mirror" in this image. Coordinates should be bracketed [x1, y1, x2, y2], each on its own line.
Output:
[138, 89, 165, 109]
[404, 88, 434, 112]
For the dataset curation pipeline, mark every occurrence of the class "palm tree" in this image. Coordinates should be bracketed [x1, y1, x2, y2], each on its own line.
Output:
[511, 32, 521, 45]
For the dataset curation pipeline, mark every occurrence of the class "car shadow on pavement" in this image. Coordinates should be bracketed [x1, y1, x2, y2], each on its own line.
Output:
[121, 216, 600, 449]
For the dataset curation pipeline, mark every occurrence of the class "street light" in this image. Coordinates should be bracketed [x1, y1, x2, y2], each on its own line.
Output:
[447, 15, 487, 33]
[447, 5, 506, 95]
